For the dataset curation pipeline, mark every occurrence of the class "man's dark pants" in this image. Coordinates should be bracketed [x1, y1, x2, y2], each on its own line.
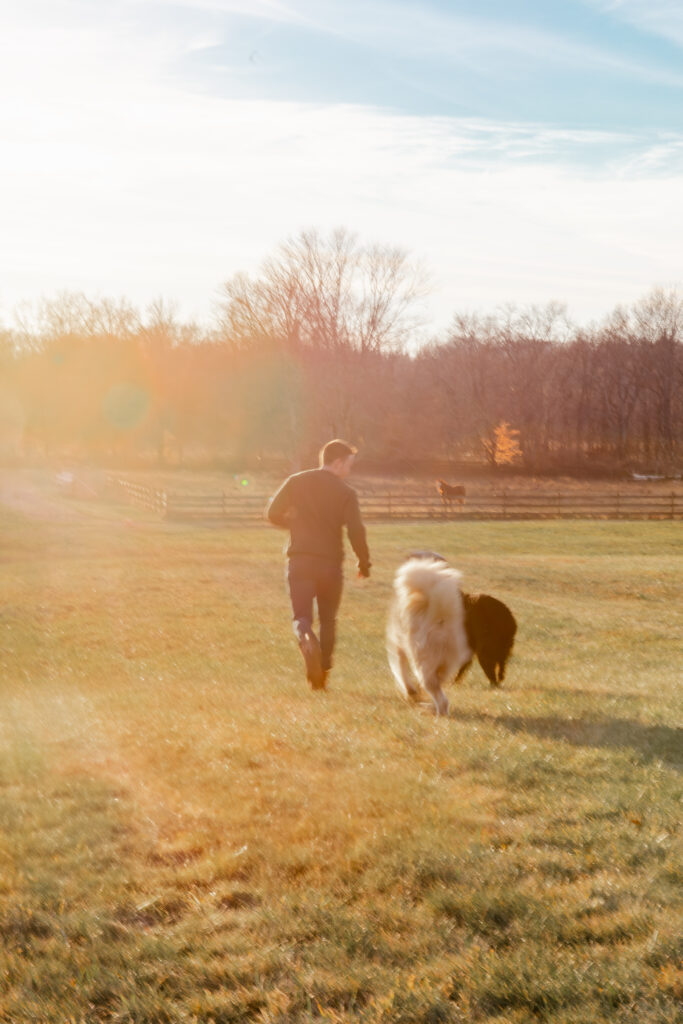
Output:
[287, 555, 344, 671]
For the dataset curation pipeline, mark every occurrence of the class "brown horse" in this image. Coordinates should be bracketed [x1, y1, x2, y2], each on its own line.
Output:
[436, 479, 466, 507]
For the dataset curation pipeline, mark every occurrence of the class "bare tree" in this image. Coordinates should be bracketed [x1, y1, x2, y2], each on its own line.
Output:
[590, 307, 642, 461]
[215, 228, 428, 355]
[551, 332, 600, 459]
[15, 292, 140, 346]
[492, 304, 571, 466]
[440, 312, 504, 450]
[633, 289, 683, 467]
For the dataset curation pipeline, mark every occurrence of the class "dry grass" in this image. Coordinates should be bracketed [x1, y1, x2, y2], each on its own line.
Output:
[0, 486, 681, 1022]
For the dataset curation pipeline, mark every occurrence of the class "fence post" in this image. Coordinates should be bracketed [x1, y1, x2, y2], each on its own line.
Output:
[388, 492, 392, 518]
[671, 492, 676, 520]
[502, 488, 507, 519]
[616, 491, 620, 518]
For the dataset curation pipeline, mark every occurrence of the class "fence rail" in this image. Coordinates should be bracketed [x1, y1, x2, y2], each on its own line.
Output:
[106, 476, 683, 522]
[108, 477, 169, 515]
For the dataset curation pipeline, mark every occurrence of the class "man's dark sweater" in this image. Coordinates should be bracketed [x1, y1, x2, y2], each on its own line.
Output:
[266, 468, 371, 574]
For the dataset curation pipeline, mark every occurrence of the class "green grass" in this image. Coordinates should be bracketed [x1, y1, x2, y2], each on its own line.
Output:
[0, 505, 681, 1023]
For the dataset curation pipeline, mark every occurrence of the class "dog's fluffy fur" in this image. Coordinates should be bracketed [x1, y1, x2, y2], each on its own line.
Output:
[387, 554, 517, 716]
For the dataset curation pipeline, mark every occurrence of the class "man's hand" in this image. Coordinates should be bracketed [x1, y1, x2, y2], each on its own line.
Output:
[357, 566, 371, 579]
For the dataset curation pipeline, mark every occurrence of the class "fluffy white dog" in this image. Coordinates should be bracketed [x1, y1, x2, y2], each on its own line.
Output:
[387, 553, 517, 717]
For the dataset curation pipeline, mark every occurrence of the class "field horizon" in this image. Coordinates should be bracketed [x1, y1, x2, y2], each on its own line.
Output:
[1, 490, 681, 1022]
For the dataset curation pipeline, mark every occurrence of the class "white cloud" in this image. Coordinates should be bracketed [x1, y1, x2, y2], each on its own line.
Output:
[1, 2, 681, 331]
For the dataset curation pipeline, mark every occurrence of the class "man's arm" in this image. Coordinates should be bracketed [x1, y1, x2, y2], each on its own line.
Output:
[345, 492, 371, 576]
[265, 477, 296, 528]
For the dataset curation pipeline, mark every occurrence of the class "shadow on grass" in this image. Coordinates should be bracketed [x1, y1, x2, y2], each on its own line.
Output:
[458, 709, 682, 770]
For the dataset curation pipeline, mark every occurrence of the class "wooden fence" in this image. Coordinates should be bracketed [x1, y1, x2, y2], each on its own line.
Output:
[107, 476, 683, 522]
[108, 477, 169, 515]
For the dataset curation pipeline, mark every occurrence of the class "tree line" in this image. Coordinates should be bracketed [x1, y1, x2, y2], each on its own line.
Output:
[1, 229, 681, 474]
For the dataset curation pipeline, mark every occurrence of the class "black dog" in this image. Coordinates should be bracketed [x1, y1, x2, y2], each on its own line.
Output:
[459, 592, 517, 687]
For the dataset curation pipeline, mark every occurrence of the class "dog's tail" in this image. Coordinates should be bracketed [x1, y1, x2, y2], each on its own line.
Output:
[394, 557, 463, 616]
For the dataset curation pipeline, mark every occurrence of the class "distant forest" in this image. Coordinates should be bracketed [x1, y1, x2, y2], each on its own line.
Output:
[1, 230, 681, 474]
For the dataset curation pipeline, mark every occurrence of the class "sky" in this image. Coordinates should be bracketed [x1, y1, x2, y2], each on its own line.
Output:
[2, 0, 683, 335]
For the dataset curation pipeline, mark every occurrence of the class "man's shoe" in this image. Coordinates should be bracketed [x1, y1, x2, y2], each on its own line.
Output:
[299, 632, 324, 689]
[311, 669, 329, 692]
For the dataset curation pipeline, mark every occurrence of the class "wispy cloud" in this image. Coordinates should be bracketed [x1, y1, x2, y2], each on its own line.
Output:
[310, 0, 683, 85]
[587, 0, 683, 48]
[1, 1, 682, 329]
[3, 82, 681, 325]
[120, 0, 683, 92]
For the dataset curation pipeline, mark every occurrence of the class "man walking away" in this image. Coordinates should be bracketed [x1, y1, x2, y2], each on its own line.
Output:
[265, 439, 371, 690]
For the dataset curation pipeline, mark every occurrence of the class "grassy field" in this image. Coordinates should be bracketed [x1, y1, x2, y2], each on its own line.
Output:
[0, 495, 681, 1023]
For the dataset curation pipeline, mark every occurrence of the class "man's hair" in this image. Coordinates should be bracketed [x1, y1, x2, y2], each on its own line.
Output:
[320, 439, 357, 466]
